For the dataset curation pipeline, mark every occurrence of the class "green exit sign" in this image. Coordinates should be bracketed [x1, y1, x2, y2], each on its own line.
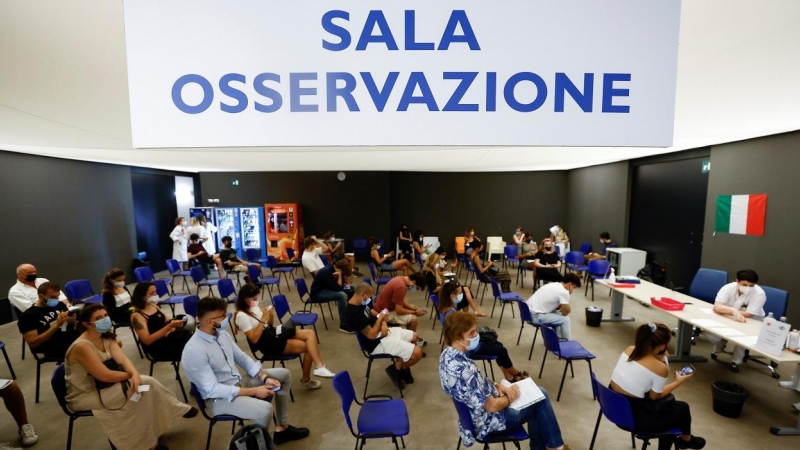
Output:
[701, 160, 711, 174]
[231, 179, 239, 186]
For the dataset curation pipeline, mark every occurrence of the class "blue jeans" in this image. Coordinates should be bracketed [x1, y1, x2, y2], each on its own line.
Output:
[504, 388, 564, 450]
[315, 290, 349, 328]
[533, 312, 571, 340]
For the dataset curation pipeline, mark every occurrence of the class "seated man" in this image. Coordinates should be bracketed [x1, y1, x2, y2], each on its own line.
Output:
[709, 269, 766, 371]
[585, 231, 617, 262]
[533, 238, 563, 284]
[346, 283, 424, 390]
[373, 273, 428, 339]
[8, 264, 68, 312]
[525, 274, 582, 341]
[301, 236, 325, 277]
[321, 231, 361, 277]
[0, 379, 38, 448]
[310, 260, 354, 334]
[181, 297, 309, 445]
[18, 282, 79, 359]
[188, 233, 225, 278]
[219, 235, 261, 278]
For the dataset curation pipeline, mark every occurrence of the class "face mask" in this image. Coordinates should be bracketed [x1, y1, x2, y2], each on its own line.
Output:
[147, 295, 160, 305]
[249, 300, 258, 308]
[114, 281, 125, 288]
[408, 286, 418, 292]
[181, 221, 187, 226]
[213, 317, 229, 331]
[515, 231, 521, 236]
[25, 274, 37, 282]
[462, 334, 480, 351]
[738, 285, 753, 294]
[361, 297, 372, 306]
[93, 317, 113, 333]
[545, 245, 553, 250]
[454, 293, 464, 304]
[46, 299, 60, 308]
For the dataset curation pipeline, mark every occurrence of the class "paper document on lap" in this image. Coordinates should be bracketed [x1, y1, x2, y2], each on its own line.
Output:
[499, 378, 546, 410]
[0, 379, 11, 390]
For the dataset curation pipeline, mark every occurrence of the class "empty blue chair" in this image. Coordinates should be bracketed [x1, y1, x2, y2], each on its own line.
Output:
[452, 397, 528, 450]
[295, 278, 334, 330]
[354, 331, 403, 399]
[166, 259, 192, 293]
[0, 341, 15, 379]
[244, 248, 268, 266]
[273, 294, 319, 343]
[190, 266, 219, 297]
[503, 244, 519, 270]
[319, 254, 330, 267]
[182, 295, 201, 318]
[489, 280, 522, 328]
[579, 242, 592, 254]
[247, 264, 280, 301]
[741, 286, 790, 378]
[589, 373, 681, 450]
[266, 255, 294, 291]
[285, 247, 306, 277]
[565, 251, 588, 275]
[333, 371, 409, 450]
[585, 259, 611, 302]
[516, 300, 561, 361]
[134, 266, 172, 294]
[368, 262, 392, 294]
[64, 279, 102, 304]
[218, 278, 237, 303]
[538, 325, 596, 401]
[688, 268, 728, 303]
[154, 279, 188, 316]
[190, 382, 245, 450]
[352, 238, 369, 255]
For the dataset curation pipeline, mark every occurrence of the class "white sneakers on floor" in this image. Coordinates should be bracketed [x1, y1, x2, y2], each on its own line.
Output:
[301, 379, 322, 390]
[313, 366, 336, 378]
[19, 424, 38, 447]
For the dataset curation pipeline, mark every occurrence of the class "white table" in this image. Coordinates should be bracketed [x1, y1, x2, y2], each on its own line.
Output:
[596, 279, 800, 435]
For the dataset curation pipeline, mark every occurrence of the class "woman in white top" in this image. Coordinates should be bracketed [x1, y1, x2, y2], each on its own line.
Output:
[610, 323, 706, 450]
[169, 217, 188, 269]
[233, 284, 335, 390]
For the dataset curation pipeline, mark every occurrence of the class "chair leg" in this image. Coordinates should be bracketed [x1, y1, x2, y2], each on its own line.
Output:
[313, 323, 320, 343]
[457, 436, 462, 450]
[591, 281, 595, 302]
[131, 328, 143, 359]
[557, 361, 570, 401]
[491, 297, 498, 318]
[529, 327, 540, 361]
[516, 322, 524, 345]
[432, 315, 437, 331]
[21, 339, 26, 360]
[205, 421, 214, 450]
[400, 435, 406, 449]
[570, 360, 575, 378]
[640, 438, 648, 450]
[589, 409, 603, 450]
[173, 362, 188, 402]
[393, 436, 400, 450]
[363, 358, 373, 401]
[538, 351, 547, 378]
[35, 361, 41, 403]
[631, 432, 636, 448]
[317, 304, 329, 330]
[327, 302, 335, 320]
[488, 360, 496, 381]
[587, 359, 596, 400]
[1, 346, 16, 380]
[149, 361, 155, 376]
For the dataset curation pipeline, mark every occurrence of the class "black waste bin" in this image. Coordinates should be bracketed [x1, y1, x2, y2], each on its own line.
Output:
[711, 381, 749, 418]
[585, 307, 603, 327]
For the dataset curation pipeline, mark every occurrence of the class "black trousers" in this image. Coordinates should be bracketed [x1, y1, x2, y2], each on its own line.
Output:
[628, 397, 692, 450]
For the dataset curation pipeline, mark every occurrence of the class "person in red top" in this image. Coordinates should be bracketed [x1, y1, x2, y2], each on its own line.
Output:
[374, 273, 427, 335]
[188, 233, 225, 278]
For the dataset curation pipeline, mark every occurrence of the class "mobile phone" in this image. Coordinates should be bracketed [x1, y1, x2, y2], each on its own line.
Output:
[270, 386, 281, 392]
[678, 365, 695, 376]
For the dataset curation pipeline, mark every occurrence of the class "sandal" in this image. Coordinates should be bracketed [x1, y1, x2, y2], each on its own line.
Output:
[510, 371, 529, 382]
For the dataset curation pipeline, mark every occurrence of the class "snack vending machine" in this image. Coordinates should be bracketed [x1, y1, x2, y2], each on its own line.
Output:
[239, 207, 267, 259]
[264, 204, 304, 261]
[214, 208, 242, 258]
[189, 207, 215, 224]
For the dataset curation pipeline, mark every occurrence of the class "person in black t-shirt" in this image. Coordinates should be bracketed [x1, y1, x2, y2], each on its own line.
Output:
[311, 260, 353, 333]
[17, 282, 78, 359]
[219, 235, 261, 277]
[533, 238, 563, 285]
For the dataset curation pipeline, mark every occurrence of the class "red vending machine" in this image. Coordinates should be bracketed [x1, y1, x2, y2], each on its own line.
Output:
[264, 204, 304, 261]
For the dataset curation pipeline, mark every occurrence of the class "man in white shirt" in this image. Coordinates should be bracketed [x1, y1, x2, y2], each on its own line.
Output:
[301, 237, 325, 277]
[8, 263, 68, 312]
[525, 273, 582, 341]
[709, 269, 766, 371]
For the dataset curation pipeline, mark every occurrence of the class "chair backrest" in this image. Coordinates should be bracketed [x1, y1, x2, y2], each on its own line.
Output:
[761, 286, 789, 318]
[189, 383, 213, 420]
[332, 371, 356, 431]
[454, 237, 466, 254]
[451, 398, 477, 435]
[579, 242, 592, 254]
[352, 238, 368, 252]
[51, 364, 72, 414]
[688, 268, 728, 303]
[134, 266, 155, 283]
[189, 266, 207, 284]
[286, 247, 296, 261]
[591, 373, 636, 430]
[183, 295, 200, 318]
[244, 249, 258, 262]
[486, 236, 503, 255]
[246, 264, 261, 283]
[503, 245, 518, 259]
[266, 255, 278, 269]
[353, 329, 369, 355]
[587, 259, 610, 277]
[319, 255, 329, 266]
[565, 251, 585, 266]
[518, 300, 533, 324]
[218, 278, 236, 301]
[490, 280, 502, 299]
[430, 295, 440, 319]
[294, 278, 309, 300]
[154, 279, 170, 298]
[165, 259, 182, 275]
[364, 278, 373, 287]
[272, 294, 290, 320]
[64, 279, 94, 301]
[367, 262, 379, 280]
[540, 323, 561, 352]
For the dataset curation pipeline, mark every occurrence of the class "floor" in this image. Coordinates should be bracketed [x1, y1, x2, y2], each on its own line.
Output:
[1, 266, 799, 450]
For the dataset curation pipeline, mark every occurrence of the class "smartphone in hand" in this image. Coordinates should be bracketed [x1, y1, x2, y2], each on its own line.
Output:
[678, 365, 695, 376]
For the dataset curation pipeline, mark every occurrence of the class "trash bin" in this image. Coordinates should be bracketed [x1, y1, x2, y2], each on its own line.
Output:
[585, 307, 603, 327]
[711, 381, 749, 418]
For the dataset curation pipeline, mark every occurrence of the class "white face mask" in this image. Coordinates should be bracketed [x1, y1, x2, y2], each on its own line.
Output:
[114, 281, 125, 288]
[738, 285, 754, 295]
[147, 295, 160, 305]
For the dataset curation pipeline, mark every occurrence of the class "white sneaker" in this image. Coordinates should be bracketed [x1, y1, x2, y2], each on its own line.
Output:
[301, 379, 322, 390]
[19, 424, 38, 447]
[779, 377, 796, 389]
[313, 366, 336, 378]
[0, 443, 23, 450]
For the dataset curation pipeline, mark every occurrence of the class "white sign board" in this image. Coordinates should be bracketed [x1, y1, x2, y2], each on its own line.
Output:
[122, 0, 681, 148]
[756, 317, 791, 357]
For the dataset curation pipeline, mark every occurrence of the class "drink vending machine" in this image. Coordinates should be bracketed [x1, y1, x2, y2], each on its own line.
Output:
[189, 207, 216, 225]
[264, 204, 304, 261]
[214, 208, 242, 258]
[239, 207, 267, 259]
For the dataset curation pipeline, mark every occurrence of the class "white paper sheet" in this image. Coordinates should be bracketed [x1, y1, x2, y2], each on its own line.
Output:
[692, 319, 726, 328]
[738, 336, 759, 346]
[499, 378, 545, 410]
[699, 308, 714, 315]
[713, 327, 748, 338]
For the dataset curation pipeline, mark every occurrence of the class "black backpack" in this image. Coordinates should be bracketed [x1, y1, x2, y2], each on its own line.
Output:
[229, 425, 274, 450]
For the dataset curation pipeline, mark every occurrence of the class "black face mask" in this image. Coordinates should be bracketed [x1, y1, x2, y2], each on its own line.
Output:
[25, 274, 37, 282]
[656, 348, 667, 356]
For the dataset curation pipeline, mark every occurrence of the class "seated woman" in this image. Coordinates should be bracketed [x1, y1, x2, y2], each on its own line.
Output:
[439, 312, 568, 450]
[369, 236, 416, 276]
[233, 284, 335, 390]
[512, 227, 525, 246]
[412, 230, 432, 262]
[322, 230, 359, 276]
[470, 242, 512, 292]
[610, 322, 706, 450]
[101, 268, 132, 325]
[437, 281, 490, 328]
[130, 282, 193, 360]
[422, 253, 445, 295]
[519, 233, 538, 262]
[464, 228, 481, 256]
[65, 303, 196, 450]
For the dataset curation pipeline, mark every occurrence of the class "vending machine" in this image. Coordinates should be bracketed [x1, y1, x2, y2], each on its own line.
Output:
[239, 207, 267, 259]
[189, 207, 215, 224]
[264, 204, 304, 261]
[214, 208, 242, 257]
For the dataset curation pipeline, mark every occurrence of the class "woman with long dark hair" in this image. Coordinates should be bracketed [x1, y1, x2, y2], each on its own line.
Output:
[369, 237, 416, 276]
[470, 242, 512, 292]
[130, 282, 193, 359]
[101, 268, 132, 324]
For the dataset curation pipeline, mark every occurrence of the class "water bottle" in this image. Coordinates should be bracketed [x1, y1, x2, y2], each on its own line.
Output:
[780, 316, 787, 323]
[608, 267, 616, 283]
[789, 330, 799, 352]
[767, 312, 775, 319]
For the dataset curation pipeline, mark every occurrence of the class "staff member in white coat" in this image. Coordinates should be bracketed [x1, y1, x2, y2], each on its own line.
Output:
[198, 215, 218, 255]
[170, 217, 189, 270]
[709, 269, 766, 372]
[186, 217, 208, 250]
[8, 263, 68, 312]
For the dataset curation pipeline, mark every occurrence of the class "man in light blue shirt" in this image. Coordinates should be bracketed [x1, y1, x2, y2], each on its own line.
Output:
[181, 297, 309, 445]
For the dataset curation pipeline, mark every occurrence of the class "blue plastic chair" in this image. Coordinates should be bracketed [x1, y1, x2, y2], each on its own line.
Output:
[51, 364, 108, 450]
[688, 268, 728, 303]
[247, 264, 280, 301]
[190, 266, 220, 296]
[489, 280, 522, 328]
[319, 254, 330, 267]
[218, 278, 237, 303]
[579, 242, 592, 254]
[154, 279, 188, 316]
[13, 307, 26, 360]
[166, 259, 192, 293]
[0, 341, 15, 379]
[589, 373, 681, 450]
[134, 266, 172, 293]
[368, 262, 392, 294]
[585, 259, 611, 302]
[64, 279, 102, 304]
[183, 295, 201, 318]
[565, 251, 589, 275]
[516, 300, 561, 361]
[266, 255, 294, 291]
[333, 371, 409, 450]
[273, 294, 319, 343]
[352, 238, 369, 255]
[741, 286, 790, 378]
[452, 397, 528, 450]
[295, 278, 334, 330]
[538, 325, 596, 401]
[285, 247, 306, 277]
[190, 382, 245, 450]
[244, 248, 268, 266]
[354, 331, 402, 400]
[468, 261, 492, 303]
[503, 244, 519, 270]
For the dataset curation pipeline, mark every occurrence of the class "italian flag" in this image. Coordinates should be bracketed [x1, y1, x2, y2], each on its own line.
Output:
[714, 194, 767, 235]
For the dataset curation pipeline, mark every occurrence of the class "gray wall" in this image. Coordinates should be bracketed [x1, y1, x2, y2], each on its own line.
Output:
[565, 161, 630, 250]
[0, 151, 138, 296]
[701, 131, 800, 326]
